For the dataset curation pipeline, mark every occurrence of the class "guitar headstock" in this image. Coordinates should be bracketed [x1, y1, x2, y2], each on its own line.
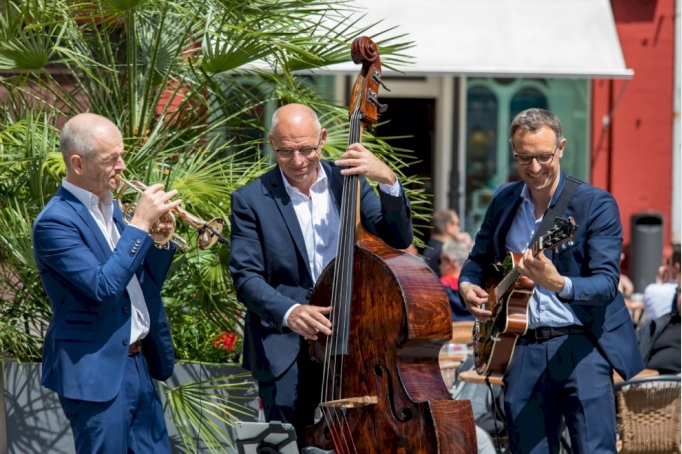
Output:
[539, 216, 579, 251]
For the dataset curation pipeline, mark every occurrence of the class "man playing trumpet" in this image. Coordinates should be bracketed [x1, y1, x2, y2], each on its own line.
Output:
[32, 113, 180, 453]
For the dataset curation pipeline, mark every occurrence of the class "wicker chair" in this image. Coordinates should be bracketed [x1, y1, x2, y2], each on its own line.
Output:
[615, 375, 681, 454]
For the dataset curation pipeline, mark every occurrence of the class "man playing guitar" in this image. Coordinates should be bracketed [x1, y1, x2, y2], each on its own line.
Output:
[459, 108, 643, 454]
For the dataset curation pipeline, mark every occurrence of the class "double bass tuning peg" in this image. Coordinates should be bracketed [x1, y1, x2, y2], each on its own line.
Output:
[371, 68, 391, 92]
[368, 89, 388, 114]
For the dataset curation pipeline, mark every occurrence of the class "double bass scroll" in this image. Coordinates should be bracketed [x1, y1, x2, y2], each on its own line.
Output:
[303, 36, 477, 454]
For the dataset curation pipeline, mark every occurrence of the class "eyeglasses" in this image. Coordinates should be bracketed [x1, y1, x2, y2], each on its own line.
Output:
[513, 144, 560, 165]
[275, 139, 322, 158]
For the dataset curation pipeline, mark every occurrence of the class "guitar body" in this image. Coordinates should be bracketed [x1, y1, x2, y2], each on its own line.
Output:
[473, 251, 533, 376]
[471, 216, 578, 377]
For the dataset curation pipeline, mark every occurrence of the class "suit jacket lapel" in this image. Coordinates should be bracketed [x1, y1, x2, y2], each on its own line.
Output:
[58, 186, 112, 260]
[323, 160, 344, 210]
[493, 182, 524, 260]
[265, 167, 311, 276]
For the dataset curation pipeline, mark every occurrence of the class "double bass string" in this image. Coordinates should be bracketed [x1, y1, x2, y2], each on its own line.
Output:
[318, 110, 364, 453]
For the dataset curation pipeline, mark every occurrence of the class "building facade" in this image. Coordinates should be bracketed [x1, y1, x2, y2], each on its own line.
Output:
[323, 0, 679, 267]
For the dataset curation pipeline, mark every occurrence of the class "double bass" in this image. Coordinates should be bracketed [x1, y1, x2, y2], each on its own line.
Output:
[302, 36, 476, 454]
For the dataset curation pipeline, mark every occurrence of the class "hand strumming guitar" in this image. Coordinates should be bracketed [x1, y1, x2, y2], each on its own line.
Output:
[459, 282, 493, 321]
[516, 249, 566, 294]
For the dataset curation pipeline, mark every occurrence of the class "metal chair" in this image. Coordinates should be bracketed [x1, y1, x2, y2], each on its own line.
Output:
[614, 374, 681, 453]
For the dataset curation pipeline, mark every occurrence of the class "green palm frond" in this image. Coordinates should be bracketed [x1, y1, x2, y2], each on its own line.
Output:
[163, 373, 256, 453]
[0, 0, 65, 70]
[0, 201, 48, 361]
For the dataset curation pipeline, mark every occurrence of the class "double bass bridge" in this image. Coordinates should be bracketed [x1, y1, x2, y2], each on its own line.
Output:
[319, 395, 378, 409]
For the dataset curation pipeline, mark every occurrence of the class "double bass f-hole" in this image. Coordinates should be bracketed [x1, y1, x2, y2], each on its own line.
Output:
[373, 364, 413, 423]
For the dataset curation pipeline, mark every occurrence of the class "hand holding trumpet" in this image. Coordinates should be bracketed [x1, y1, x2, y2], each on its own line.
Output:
[115, 174, 227, 250]
[119, 180, 182, 241]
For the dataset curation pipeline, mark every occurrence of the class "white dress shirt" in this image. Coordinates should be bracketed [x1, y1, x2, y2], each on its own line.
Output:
[62, 179, 150, 344]
[279, 163, 401, 326]
[505, 185, 578, 328]
[644, 281, 677, 320]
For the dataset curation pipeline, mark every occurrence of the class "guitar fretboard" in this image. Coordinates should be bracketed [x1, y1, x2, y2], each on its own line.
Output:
[495, 236, 542, 296]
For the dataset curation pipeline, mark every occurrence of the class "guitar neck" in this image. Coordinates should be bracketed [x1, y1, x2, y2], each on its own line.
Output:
[495, 237, 543, 296]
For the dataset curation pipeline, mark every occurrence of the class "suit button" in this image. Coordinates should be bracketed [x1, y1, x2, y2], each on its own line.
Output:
[122, 339, 129, 346]
[122, 306, 130, 314]
[306, 289, 313, 299]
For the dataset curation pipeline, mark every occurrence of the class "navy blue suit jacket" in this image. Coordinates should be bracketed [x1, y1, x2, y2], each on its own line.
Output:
[33, 186, 176, 402]
[459, 173, 644, 380]
[229, 161, 413, 381]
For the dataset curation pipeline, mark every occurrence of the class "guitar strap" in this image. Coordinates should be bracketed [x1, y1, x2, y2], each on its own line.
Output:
[530, 176, 581, 250]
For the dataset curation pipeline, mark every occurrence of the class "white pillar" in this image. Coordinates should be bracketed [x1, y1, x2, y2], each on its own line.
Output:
[457, 77, 468, 225]
[435, 77, 455, 210]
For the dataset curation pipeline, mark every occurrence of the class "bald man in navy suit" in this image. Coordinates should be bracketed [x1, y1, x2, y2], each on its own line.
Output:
[33, 114, 180, 453]
[229, 104, 413, 443]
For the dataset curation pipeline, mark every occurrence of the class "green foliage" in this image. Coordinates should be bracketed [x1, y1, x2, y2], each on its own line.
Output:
[0, 0, 428, 450]
[163, 372, 257, 451]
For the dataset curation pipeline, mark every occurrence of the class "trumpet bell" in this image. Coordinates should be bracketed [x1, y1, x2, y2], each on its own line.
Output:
[197, 217, 226, 250]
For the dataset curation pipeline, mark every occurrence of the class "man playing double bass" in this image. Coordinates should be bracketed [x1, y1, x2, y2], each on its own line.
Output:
[228, 103, 413, 444]
[459, 108, 644, 453]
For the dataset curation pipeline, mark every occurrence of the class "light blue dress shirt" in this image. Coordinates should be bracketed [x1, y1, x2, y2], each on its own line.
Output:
[505, 185, 580, 328]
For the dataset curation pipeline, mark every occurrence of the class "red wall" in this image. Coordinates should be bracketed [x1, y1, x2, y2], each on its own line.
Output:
[591, 0, 676, 257]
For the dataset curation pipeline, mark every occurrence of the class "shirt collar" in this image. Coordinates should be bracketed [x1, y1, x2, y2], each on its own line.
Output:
[279, 161, 328, 198]
[520, 184, 532, 204]
[61, 178, 113, 216]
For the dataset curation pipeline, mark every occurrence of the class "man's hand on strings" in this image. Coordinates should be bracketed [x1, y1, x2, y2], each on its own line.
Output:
[288, 305, 332, 341]
[517, 249, 566, 294]
[335, 143, 397, 186]
[459, 282, 492, 321]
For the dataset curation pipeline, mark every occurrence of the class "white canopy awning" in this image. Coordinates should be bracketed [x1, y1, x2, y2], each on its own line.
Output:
[319, 0, 632, 79]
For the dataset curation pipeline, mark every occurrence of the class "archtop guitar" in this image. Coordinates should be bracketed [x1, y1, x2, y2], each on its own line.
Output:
[473, 216, 578, 376]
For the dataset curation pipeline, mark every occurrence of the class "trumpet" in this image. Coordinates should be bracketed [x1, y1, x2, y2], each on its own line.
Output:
[114, 174, 227, 251]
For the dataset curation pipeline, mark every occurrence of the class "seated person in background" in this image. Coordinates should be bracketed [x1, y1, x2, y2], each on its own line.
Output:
[638, 284, 680, 375]
[424, 209, 472, 277]
[644, 245, 680, 321]
[618, 253, 634, 298]
[439, 240, 475, 321]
